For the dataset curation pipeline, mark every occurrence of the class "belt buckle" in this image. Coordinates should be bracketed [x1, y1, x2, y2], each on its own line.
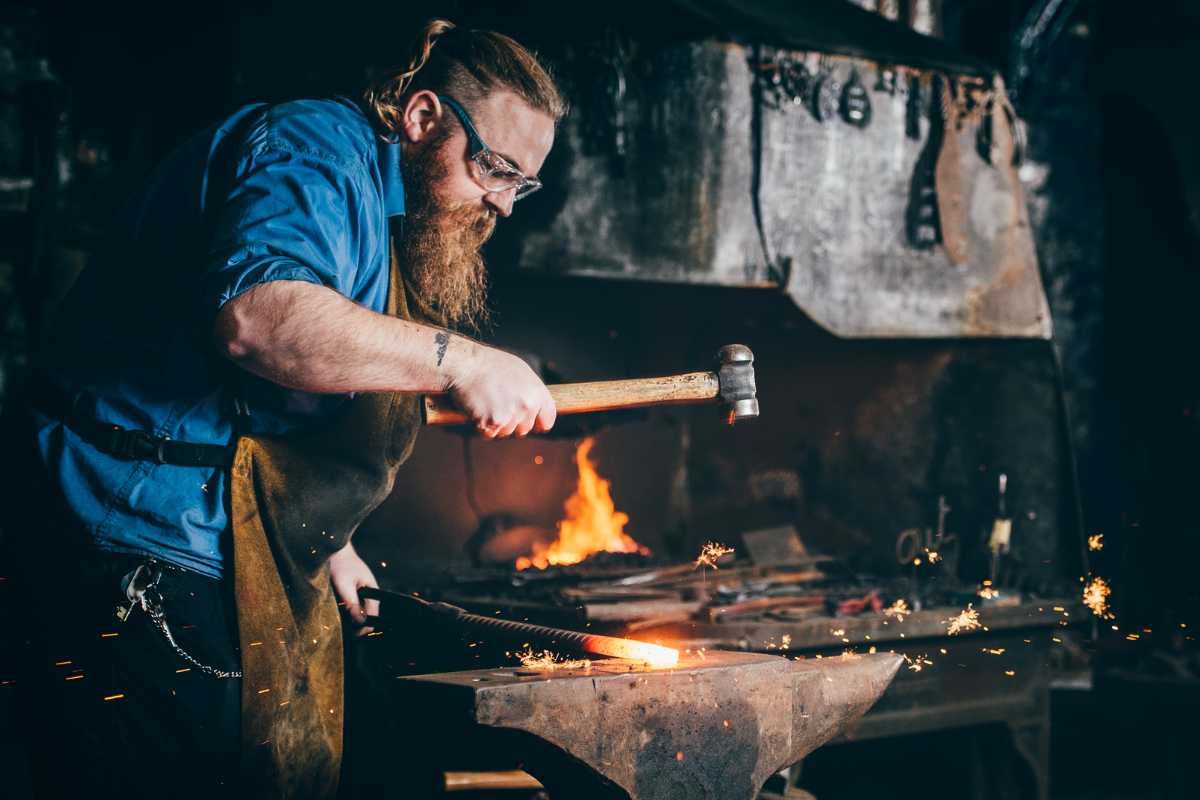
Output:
[117, 429, 169, 465]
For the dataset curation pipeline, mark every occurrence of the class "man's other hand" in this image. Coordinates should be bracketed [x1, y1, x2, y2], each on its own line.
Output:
[448, 346, 556, 439]
[329, 541, 378, 636]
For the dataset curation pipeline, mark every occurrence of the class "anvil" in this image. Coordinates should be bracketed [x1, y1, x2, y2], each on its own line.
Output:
[395, 650, 903, 799]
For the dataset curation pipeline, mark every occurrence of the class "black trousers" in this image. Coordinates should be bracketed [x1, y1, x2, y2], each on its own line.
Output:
[0, 535, 242, 799]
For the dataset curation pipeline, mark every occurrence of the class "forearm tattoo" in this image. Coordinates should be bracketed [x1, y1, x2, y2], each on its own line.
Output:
[434, 331, 451, 367]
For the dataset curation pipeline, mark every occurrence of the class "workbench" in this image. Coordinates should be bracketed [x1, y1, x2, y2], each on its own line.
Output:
[632, 600, 1093, 800]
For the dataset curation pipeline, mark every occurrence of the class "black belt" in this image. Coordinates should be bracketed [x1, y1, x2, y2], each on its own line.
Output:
[26, 372, 238, 469]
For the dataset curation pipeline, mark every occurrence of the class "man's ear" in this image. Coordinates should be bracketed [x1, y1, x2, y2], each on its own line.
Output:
[402, 90, 443, 144]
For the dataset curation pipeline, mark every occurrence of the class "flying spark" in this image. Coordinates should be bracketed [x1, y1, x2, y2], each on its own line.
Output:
[1083, 577, 1113, 618]
[1088, 534, 1103, 551]
[903, 653, 929, 672]
[693, 542, 734, 570]
[946, 604, 981, 635]
[884, 600, 909, 621]
[516, 648, 592, 670]
[841, 648, 861, 660]
[979, 587, 998, 600]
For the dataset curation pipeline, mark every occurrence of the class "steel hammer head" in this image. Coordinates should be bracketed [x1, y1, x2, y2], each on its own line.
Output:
[714, 344, 759, 424]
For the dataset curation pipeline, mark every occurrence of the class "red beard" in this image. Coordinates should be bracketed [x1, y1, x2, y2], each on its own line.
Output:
[397, 130, 496, 331]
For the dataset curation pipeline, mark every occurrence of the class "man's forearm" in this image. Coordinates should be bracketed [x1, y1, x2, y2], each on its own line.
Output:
[214, 278, 556, 437]
[213, 279, 476, 395]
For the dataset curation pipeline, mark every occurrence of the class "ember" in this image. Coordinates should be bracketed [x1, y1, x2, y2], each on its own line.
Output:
[1083, 576, 1113, 618]
[517, 438, 649, 570]
[945, 604, 981, 635]
[884, 600, 909, 621]
[693, 541, 734, 570]
[517, 648, 592, 670]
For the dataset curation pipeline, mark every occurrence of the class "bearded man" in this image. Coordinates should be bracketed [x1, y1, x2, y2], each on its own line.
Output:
[0, 20, 563, 800]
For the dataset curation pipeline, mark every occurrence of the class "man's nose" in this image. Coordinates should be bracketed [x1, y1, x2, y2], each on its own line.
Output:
[483, 188, 515, 217]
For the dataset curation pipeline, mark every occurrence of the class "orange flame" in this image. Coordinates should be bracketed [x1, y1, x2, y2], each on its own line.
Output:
[516, 438, 649, 570]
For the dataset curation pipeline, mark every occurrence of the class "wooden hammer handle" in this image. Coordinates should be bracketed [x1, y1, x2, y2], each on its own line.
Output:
[423, 371, 719, 426]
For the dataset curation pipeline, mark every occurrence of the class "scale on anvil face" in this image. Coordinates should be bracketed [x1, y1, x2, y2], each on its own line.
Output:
[395, 650, 904, 800]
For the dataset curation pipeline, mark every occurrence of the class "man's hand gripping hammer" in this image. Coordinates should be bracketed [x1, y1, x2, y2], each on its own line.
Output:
[422, 344, 759, 426]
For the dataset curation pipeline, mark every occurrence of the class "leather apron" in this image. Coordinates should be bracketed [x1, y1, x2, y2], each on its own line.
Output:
[229, 233, 443, 799]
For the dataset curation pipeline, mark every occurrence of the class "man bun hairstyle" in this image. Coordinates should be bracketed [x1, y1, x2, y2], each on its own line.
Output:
[364, 19, 568, 139]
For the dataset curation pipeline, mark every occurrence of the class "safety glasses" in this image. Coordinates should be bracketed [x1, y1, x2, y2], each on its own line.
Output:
[437, 95, 542, 201]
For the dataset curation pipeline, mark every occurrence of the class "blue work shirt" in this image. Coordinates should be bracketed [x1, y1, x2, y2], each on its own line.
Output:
[26, 97, 405, 578]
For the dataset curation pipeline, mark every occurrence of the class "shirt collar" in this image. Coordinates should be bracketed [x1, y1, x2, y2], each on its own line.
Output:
[378, 137, 405, 217]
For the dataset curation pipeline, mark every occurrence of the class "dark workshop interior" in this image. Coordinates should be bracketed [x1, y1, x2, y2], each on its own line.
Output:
[1, 0, 1198, 798]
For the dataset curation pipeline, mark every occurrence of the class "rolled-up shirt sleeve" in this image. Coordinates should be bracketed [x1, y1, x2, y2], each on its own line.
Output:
[202, 145, 372, 326]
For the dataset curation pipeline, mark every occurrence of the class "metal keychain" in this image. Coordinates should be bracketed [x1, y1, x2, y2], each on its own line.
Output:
[126, 558, 242, 679]
[840, 66, 872, 128]
[810, 57, 840, 123]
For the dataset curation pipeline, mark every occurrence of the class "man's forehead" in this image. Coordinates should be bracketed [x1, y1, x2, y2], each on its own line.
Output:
[466, 91, 555, 175]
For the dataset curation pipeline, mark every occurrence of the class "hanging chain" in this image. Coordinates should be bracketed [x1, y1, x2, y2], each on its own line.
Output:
[138, 561, 242, 680]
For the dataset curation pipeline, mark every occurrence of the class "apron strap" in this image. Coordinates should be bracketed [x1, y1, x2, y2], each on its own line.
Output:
[25, 370, 236, 468]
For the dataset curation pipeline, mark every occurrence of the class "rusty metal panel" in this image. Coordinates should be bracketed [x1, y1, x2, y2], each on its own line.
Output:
[518, 41, 1051, 339]
[762, 56, 1051, 338]
[521, 41, 764, 285]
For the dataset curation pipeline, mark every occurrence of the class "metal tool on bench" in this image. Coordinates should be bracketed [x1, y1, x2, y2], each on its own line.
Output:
[422, 344, 759, 427]
[359, 587, 679, 663]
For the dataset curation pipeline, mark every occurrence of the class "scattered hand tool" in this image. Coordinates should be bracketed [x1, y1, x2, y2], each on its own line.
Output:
[988, 473, 1011, 583]
[422, 344, 758, 426]
[709, 595, 825, 622]
[359, 587, 678, 663]
[895, 495, 959, 596]
[835, 588, 882, 616]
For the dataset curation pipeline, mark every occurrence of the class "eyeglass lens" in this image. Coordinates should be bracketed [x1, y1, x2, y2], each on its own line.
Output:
[473, 155, 540, 198]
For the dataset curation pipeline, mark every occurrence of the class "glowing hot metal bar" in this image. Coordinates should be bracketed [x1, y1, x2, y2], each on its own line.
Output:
[459, 614, 678, 664]
[359, 587, 679, 665]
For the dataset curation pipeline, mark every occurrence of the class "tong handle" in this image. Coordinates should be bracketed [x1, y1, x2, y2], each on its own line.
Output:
[357, 587, 465, 620]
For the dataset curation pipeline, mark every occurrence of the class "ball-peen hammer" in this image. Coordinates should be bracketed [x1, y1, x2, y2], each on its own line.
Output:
[422, 344, 759, 426]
